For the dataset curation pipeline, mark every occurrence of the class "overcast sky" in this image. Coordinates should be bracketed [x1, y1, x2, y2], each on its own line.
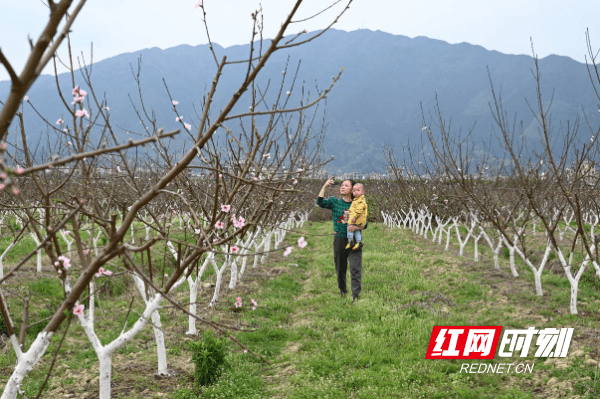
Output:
[1, 0, 600, 82]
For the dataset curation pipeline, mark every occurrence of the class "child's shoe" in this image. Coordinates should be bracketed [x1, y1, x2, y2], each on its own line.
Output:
[352, 242, 363, 251]
[345, 240, 355, 250]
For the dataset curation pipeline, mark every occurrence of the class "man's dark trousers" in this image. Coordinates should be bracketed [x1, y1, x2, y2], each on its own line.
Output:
[333, 235, 362, 298]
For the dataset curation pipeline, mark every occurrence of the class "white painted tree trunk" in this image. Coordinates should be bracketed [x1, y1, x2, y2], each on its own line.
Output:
[29, 234, 43, 273]
[1, 332, 54, 399]
[501, 234, 521, 277]
[150, 309, 168, 374]
[512, 240, 552, 296]
[480, 228, 502, 270]
[445, 218, 458, 251]
[473, 232, 483, 261]
[92, 230, 103, 257]
[228, 249, 241, 289]
[185, 253, 211, 335]
[0, 243, 15, 281]
[210, 254, 231, 307]
[437, 219, 450, 245]
[454, 220, 475, 256]
[260, 231, 273, 264]
[555, 245, 598, 314]
[80, 290, 168, 398]
[59, 230, 74, 255]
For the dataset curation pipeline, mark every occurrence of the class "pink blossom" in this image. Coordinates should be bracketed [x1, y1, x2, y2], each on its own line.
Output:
[194, 0, 202, 8]
[0, 143, 6, 149]
[0, 184, 5, 190]
[79, 89, 87, 96]
[75, 109, 89, 118]
[24, 96, 29, 101]
[297, 168, 303, 172]
[251, 299, 258, 307]
[221, 204, 231, 212]
[184, 123, 192, 130]
[286, 91, 291, 95]
[195, 228, 201, 234]
[12, 188, 19, 195]
[243, 349, 248, 353]
[215, 221, 224, 229]
[84, 249, 90, 254]
[58, 255, 71, 269]
[253, 177, 258, 181]
[249, 106, 253, 110]
[56, 118, 63, 125]
[172, 100, 179, 105]
[103, 270, 113, 276]
[298, 237, 307, 248]
[54, 261, 59, 267]
[303, 29, 308, 33]
[117, 166, 121, 172]
[176, 116, 183, 122]
[16, 167, 24, 174]
[72, 86, 79, 95]
[219, 174, 222, 178]
[283, 247, 293, 257]
[0, 173, 6, 179]
[280, 201, 284, 205]
[293, 179, 298, 184]
[237, 217, 245, 225]
[95, 267, 106, 277]
[73, 303, 84, 318]
[263, 153, 270, 158]
[231, 246, 239, 254]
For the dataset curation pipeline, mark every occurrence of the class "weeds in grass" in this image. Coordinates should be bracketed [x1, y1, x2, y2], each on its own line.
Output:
[189, 330, 229, 387]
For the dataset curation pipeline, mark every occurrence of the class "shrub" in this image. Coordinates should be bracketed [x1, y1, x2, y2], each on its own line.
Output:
[189, 330, 229, 387]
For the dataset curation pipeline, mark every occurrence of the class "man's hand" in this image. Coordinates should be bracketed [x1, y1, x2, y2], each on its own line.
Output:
[351, 217, 356, 223]
[324, 177, 334, 188]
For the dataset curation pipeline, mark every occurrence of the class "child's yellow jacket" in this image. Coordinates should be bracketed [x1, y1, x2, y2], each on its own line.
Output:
[348, 194, 368, 226]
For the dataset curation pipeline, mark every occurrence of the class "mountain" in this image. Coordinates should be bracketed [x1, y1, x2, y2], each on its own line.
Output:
[2, 29, 599, 173]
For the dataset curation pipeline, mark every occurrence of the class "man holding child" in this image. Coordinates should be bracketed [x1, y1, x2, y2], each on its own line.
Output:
[317, 178, 367, 301]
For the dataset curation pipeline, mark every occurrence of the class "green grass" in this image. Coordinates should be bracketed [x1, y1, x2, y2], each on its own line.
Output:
[218, 221, 600, 398]
[2, 221, 599, 398]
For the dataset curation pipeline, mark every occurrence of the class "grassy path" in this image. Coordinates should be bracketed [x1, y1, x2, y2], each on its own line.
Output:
[224, 221, 600, 399]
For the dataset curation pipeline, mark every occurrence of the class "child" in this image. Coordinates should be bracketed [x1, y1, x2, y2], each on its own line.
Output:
[345, 183, 368, 251]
